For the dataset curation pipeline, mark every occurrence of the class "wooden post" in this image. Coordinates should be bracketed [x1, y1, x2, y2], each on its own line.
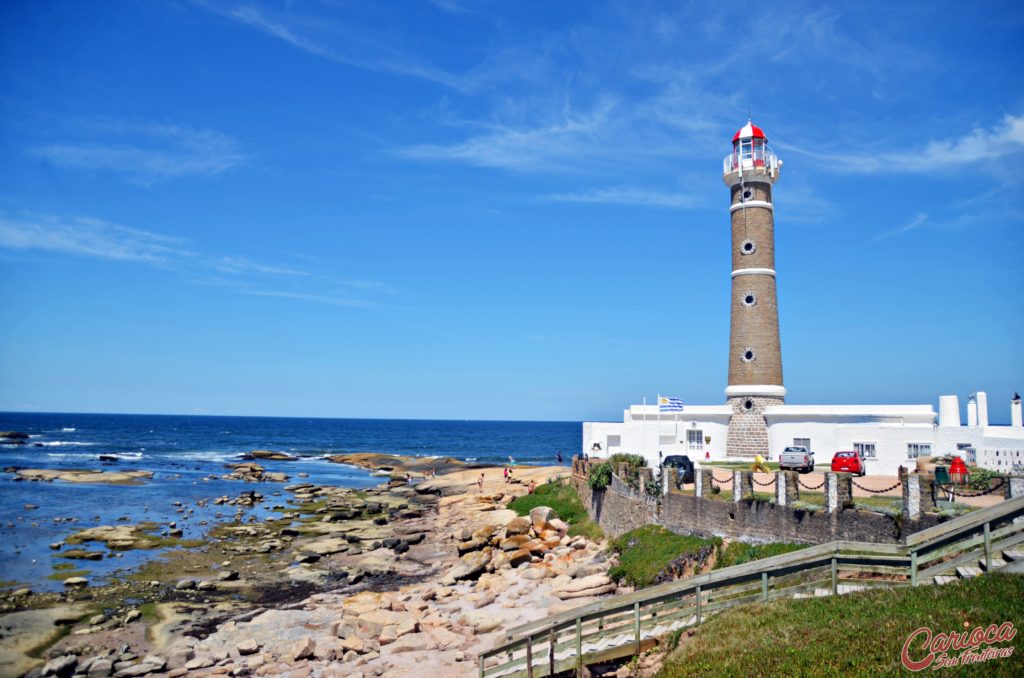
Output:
[575, 618, 582, 677]
[634, 601, 641, 653]
[761, 571, 768, 601]
[526, 636, 534, 678]
[548, 628, 555, 677]
[911, 550, 918, 587]
[831, 557, 838, 595]
[695, 586, 701, 625]
[984, 522, 992, 571]
[479, 655, 485, 678]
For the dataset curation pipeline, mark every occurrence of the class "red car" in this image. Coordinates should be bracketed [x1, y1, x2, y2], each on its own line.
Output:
[831, 450, 866, 476]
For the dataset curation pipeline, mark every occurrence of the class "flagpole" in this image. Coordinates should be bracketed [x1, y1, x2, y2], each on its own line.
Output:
[642, 395, 647, 460]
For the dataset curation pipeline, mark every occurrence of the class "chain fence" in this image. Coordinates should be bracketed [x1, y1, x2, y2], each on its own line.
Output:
[852, 479, 902, 493]
[937, 479, 1006, 498]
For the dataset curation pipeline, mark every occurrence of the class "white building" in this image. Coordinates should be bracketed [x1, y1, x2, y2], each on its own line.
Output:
[581, 121, 1024, 476]
[583, 393, 1024, 475]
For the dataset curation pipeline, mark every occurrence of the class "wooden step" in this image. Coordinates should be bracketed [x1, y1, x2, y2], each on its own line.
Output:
[933, 575, 959, 586]
[979, 558, 1007, 571]
[1002, 548, 1024, 562]
[956, 566, 982, 578]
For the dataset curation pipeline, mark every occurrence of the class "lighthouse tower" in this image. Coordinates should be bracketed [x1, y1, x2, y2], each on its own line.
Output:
[723, 121, 785, 457]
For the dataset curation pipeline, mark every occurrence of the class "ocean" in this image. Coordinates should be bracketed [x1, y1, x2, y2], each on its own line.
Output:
[0, 412, 580, 591]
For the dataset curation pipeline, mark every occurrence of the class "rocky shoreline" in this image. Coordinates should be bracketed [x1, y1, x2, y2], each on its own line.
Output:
[1, 459, 615, 678]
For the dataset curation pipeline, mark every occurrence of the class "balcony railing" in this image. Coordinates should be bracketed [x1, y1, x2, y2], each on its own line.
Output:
[723, 148, 780, 174]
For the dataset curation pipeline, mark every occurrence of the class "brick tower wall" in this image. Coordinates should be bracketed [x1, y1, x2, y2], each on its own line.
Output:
[727, 177, 783, 388]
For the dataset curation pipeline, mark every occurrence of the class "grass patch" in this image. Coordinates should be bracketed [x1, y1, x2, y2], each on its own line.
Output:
[567, 519, 604, 542]
[659, 573, 1024, 677]
[609, 525, 720, 588]
[138, 602, 160, 623]
[47, 569, 88, 581]
[507, 481, 587, 525]
[853, 495, 903, 514]
[713, 541, 808, 570]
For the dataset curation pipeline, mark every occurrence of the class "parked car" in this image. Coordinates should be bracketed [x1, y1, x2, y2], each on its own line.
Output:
[831, 450, 866, 476]
[778, 446, 815, 473]
[662, 455, 695, 485]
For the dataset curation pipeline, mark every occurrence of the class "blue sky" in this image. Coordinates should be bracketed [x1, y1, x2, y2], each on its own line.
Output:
[1, 1, 1022, 422]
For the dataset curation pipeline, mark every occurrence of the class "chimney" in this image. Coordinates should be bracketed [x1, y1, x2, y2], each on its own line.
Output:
[976, 391, 989, 427]
[967, 394, 978, 427]
[938, 395, 960, 427]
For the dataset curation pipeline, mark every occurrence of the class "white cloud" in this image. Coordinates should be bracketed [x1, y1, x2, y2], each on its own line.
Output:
[31, 122, 244, 182]
[0, 214, 189, 263]
[544, 186, 705, 209]
[784, 115, 1024, 174]
[0, 212, 389, 307]
[874, 212, 928, 241]
[195, 1, 463, 88]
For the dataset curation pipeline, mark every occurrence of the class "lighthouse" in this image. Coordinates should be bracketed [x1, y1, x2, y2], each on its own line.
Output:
[723, 120, 785, 457]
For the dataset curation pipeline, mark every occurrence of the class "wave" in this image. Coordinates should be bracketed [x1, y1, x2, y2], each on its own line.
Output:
[37, 441, 96, 447]
[96, 452, 143, 461]
[62, 428, 76, 432]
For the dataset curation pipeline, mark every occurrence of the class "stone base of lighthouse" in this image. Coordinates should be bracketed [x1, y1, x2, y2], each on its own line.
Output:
[726, 396, 785, 457]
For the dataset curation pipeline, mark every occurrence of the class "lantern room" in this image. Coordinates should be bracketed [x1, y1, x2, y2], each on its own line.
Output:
[723, 119, 780, 178]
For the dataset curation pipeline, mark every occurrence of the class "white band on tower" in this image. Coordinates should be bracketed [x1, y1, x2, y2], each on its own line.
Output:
[730, 201, 773, 212]
[725, 385, 787, 398]
[731, 268, 776, 278]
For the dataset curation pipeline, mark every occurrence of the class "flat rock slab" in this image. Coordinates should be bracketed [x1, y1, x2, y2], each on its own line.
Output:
[15, 468, 153, 485]
[0, 604, 90, 677]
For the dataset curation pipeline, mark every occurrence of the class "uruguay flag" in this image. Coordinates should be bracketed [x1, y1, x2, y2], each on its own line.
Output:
[659, 396, 684, 412]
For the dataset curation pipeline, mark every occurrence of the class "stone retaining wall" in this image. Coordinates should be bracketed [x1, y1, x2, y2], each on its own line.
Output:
[571, 457, 957, 544]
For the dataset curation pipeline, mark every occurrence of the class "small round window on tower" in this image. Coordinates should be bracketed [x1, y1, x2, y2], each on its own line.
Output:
[742, 348, 756, 363]
[743, 399, 754, 411]
[741, 240, 756, 255]
[743, 293, 757, 306]
[742, 189, 753, 200]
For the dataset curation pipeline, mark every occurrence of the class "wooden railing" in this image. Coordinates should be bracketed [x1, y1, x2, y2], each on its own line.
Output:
[478, 494, 1024, 678]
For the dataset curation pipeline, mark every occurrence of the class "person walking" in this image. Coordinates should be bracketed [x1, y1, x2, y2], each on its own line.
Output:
[477, 473, 485, 492]
[556, 451, 563, 464]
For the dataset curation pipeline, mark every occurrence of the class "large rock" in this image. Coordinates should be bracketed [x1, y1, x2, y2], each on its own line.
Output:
[529, 506, 557, 532]
[41, 655, 77, 677]
[449, 551, 489, 581]
[499, 535, 531, 552]
[237, 639, 261, 655]
[461, 610, 503, 634]
[291, 636, 316, 661]
[507, 549, 533, 567]
[553, 574, 615, 599]
[389, 632, 436, 653]
[504, 517, 532, 536]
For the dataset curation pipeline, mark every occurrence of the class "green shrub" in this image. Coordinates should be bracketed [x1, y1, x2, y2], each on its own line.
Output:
[713, 541, 808, 570]
[507, 481, 587, 525]
[966, 466, 1004, 491]
[609, 453, 646, 468]
[588, 462, 612, 489]
[609, 525, 720, 588]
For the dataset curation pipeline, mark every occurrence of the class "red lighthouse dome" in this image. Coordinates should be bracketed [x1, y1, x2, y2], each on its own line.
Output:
[732, 120, 767, 143]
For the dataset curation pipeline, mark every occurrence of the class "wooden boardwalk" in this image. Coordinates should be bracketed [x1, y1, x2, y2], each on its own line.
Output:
[478, 494, 1024, 678]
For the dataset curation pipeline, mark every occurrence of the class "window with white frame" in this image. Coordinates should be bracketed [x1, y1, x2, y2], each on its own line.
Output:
[607, 435, 621, 449]
[957, 443, 976, 465]
[854, 442, 876, 459]
[793, 438, 811, 452]
[687, 429, 703, 451]
[907, 443, 931, 459]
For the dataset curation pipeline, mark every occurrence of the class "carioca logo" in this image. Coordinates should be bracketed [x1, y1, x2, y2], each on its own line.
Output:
[901, 622, 1016, 671]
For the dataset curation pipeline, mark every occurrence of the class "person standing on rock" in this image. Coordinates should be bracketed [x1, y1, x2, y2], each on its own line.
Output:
[478, 473, 485, 492]
[556, 451, 563, 464]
